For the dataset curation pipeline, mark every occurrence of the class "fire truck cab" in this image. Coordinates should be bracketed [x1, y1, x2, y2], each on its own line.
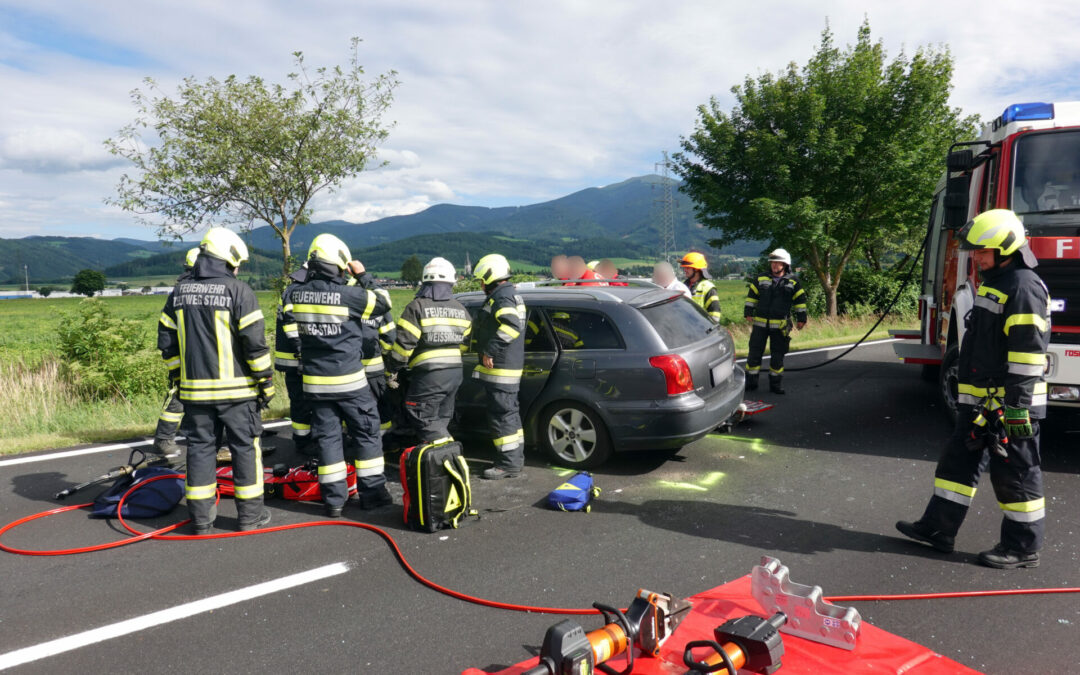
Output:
[893, 101, 1080, 418]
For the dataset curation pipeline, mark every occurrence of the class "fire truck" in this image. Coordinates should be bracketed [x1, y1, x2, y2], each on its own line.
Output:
[893, 101, 1080, 418]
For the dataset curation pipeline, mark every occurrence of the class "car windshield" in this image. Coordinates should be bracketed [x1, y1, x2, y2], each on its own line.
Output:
[639, 296, 716, 349]
[1011, 129, 1080, 216]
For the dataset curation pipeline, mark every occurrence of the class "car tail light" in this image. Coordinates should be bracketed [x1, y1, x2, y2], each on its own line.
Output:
[649, 354, 694, 395]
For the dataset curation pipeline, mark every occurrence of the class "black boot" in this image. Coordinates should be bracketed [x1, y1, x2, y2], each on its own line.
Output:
[978, 544, 1039, 569]
[769, 375, 785, 395]
[359, 485, 393, 509]
[745, 373, 759, 391]
[896, 520, 955, 553]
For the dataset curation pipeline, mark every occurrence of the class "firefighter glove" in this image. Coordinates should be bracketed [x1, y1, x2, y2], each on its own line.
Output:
[1003, 406, 1033, 439]
[386, 371, 399, 390]
[256, 378, 275, 411]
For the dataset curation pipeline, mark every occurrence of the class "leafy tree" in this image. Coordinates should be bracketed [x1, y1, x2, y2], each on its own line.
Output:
[37, 286, 53, 297]
[117, 282, 129, 292]
[400, 255, 423, 284]
[674, 21, 976, 316]
[106, 38, 399, 278]
[71, 269, 106, 297]
[141, 286, 152, 294]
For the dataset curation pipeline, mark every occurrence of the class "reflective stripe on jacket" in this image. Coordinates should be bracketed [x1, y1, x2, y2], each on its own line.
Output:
[744, 273, 807, 325]
[690, 278, 722, 323]
[472, 282, 526, 385]
[387, 296, 470, 372]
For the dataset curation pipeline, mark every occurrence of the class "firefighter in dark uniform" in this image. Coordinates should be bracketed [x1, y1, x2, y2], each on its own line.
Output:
[471, 254, 527, 479]
[897, 209, 1050, 569]
[386, 257, 470, 445]
[158, 229, 274, 534]
[152, 247, 200, 456]
[362, 311, 397, 441]
[743, 248, 808, 394]
[281, 234, 393, 516]
[274, 263, 313, 454]
[679, 251, 722, 323]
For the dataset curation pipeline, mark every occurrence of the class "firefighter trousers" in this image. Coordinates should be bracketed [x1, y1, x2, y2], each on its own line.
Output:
[182, 400, 264, 528]
[746, 325, 790, 381]
[283, 369, 313, 452]
[311, 389, 384, 509]
[154, 384, 184, 442]
[481, 381, 524, 471]
[403, 367, 463, 444]
[918, 408, 1045, 553]
[368, 373, 394, 439]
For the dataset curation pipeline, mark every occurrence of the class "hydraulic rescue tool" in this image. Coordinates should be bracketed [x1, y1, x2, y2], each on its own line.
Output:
[53, 448, 183, 500]
[522, 589, 691, 675]
[751, 556, 861, 650]
[681, 612, 786, 674]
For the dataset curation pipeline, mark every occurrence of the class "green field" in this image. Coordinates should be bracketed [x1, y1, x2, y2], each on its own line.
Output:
[0, 283, 912, 454]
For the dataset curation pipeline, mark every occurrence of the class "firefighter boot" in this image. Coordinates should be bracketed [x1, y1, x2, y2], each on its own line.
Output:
[896, 520, 955, 553]
[746, 373, 759, 391]
[978, 544, 1039, 569]
[769, 375, 785, 395]
[359, 485, 393, 510]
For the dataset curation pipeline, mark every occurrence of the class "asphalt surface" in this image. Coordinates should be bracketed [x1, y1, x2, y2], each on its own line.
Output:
[1, 341, 1078, 674]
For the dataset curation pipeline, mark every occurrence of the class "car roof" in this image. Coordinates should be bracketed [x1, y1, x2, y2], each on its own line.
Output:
[455, 282, 675, 307]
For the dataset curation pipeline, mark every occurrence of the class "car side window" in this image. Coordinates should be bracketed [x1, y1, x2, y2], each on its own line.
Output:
[524, 308, 556, 352]
[550, 310, 622, 350]
[463, 304, 482, 353]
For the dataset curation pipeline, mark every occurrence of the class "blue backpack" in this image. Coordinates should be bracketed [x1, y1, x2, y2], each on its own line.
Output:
[91, 466, 185, 519]
[547, 472, 600, 512]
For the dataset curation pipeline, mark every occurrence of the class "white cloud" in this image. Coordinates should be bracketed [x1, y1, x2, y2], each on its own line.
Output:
[2, 0, 1080, 238]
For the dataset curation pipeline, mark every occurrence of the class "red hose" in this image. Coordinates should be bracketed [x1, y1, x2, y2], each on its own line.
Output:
[3, 475, 1079, 613]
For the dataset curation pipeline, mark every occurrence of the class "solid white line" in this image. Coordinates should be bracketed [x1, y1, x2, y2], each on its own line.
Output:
[0, 420, 291, 468]
[735, 337, 898, 364]
[0, 561, 350, 671]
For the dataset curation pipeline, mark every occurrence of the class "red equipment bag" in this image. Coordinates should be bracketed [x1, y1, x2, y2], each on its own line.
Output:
[215, 461, 357, 501]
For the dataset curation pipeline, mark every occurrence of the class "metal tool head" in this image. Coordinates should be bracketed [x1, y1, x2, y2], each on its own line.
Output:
[750, 556, 861, 651]
[629, 589, 692, 656]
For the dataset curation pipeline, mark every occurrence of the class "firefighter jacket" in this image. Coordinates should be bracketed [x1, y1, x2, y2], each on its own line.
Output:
[744, 272, 808, 329]
[362, 312, 397, 377]
[690, 278, 722, 323]
[157, 256, 272, 404]
[387, 284, 470, 373]
[957, 263, 1051, 418]
[274, 267, 309, 372]
[472, 281, 526, 385]
[281, 268, 392, 400]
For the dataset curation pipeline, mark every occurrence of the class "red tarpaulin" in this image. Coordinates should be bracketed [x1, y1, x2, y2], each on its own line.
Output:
[462, 576, 981, 675]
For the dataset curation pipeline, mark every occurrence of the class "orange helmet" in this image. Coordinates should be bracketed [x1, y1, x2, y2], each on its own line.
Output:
[680, 252, 708, 269]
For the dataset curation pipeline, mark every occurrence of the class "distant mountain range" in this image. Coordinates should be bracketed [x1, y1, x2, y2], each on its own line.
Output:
[1, 175, 765, 283]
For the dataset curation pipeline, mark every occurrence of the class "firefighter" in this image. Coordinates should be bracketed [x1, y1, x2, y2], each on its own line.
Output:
[151, 247, 200, 456]
[361, 311, 397, 442]
[680, 252, 722, 323]
[281, 234, 393, 516]
[743, 248, 808, 394]
[897, 209, 1050, 569]
[158, 229, 273, 534]
[274, 263, 314, 454]
[386, 257, 470, 445]
[471, 254, 527, 479]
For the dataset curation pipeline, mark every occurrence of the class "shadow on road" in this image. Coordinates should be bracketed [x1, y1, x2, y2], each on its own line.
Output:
[594, 498, 979, 564]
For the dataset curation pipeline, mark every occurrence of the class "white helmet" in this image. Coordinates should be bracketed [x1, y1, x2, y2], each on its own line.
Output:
[422, 257, 456, 283]
[768, 248, 792, 266]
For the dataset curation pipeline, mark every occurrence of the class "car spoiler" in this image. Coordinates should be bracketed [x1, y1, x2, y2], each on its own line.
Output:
[627, 288, 686, 309]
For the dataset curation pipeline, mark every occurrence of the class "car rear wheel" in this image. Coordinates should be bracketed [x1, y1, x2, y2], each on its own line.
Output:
[540, 402, 612, 469]
[939, 343, 960, 424]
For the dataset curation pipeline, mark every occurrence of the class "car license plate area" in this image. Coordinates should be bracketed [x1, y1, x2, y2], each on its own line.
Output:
[710, 358, 732, 387]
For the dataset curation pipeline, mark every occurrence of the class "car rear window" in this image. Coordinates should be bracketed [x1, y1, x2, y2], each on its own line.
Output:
[639, 297, 716, 348]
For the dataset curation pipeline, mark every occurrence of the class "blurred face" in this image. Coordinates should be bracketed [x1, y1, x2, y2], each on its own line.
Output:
[569, 260, 586, 277]
[972, 249, 997, 272]
[652, 265, 673, 285]
[597, 262, 616, 278]
[770, 261, 786, 276]
[551, 257, 568, 278]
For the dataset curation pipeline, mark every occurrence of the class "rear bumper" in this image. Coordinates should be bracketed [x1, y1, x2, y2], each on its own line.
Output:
[595, 366, 745, 451]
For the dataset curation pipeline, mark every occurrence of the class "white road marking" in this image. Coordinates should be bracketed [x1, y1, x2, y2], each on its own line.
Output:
[0, 420, 291, 468]
[735, 338, 898, 364]
[0, 561, 350, 671]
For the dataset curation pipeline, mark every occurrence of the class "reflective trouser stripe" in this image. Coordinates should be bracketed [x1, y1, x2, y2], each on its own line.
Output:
[493, 430, 524, 451]
[185, 483, 217, 501]
[234, 436, 264, 499]
[934, 478, 976, 506]
[1000, 498, 1046, 522]
[292, 421, 311, 436]
[354, 456, 384, 477]
[379, 420, 392, 436]
[769, 367, 783, 375]
[318, 461, 348, 483]
[159, 410, 184, 423]
[745, 365, 761, 373]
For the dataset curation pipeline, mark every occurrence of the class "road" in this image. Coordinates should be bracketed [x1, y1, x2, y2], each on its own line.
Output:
[1, 341, 1078, 673]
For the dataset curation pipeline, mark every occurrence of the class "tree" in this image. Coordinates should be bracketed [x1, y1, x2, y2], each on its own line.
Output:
[400, 255, 423, 284]
[141, 286, 152, 294]
[106, 38, 399, 278]
[674, 21, 977, 316]
[117, 282, 129, 292]
[37, 286, 53, 298]
[71, 270, 106, 297]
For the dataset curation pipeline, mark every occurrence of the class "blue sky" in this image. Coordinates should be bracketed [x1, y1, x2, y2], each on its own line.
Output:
[2, 0, 1080, 240]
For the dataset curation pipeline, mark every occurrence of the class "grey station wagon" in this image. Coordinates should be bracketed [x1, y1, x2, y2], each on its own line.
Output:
[452, 282, 744, 468]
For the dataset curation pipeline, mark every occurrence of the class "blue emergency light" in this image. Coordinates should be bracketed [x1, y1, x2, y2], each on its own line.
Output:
[1001, 102, 1054, 124]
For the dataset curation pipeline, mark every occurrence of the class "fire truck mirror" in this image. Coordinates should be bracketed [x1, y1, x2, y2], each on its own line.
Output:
[943, 175, 971, 230]
[947, 149, 974, 173]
